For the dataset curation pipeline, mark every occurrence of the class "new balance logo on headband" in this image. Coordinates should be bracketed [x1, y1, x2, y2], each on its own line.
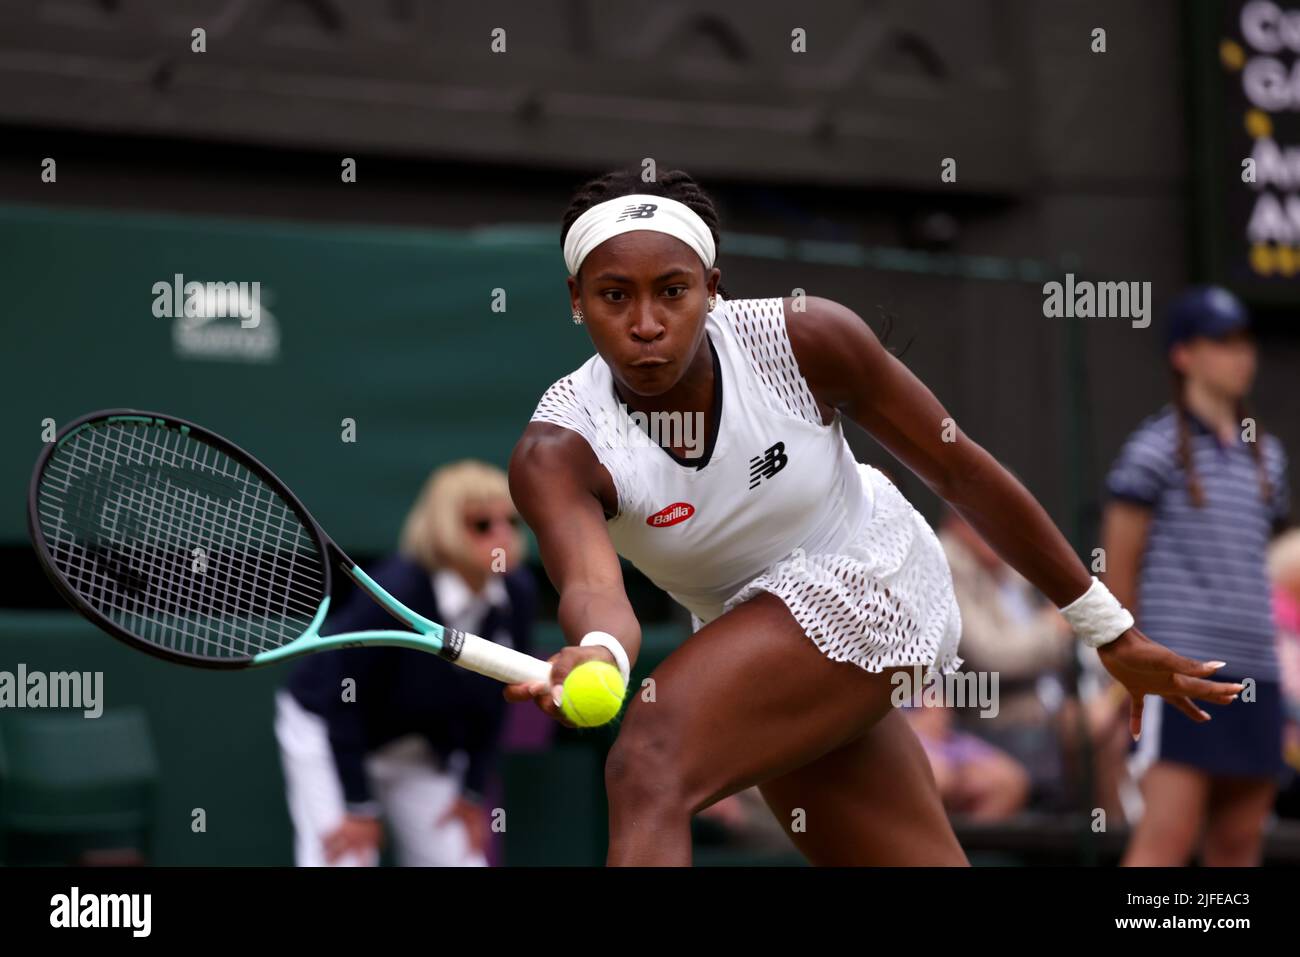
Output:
[616, 203, 658, 222]
[749, 442, 789, 490]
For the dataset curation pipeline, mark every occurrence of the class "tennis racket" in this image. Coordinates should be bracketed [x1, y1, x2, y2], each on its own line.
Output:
[27, 409, 553, 684]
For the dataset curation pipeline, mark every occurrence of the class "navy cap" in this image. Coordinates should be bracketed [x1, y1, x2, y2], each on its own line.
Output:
[1165, 285, 1251, 350]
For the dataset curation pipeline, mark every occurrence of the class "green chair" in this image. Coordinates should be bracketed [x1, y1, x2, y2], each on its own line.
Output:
[0, 708, 158, 865]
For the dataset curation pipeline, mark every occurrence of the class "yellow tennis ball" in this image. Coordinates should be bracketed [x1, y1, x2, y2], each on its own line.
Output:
[560, 661, 626, 728]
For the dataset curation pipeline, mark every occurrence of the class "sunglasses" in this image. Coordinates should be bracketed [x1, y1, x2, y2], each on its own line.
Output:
[466, 514, 522, 535]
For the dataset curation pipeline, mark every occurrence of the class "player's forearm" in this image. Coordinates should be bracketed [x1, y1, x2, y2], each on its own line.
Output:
[940, 446, 1093, 609]
[557, 584, 642, 667]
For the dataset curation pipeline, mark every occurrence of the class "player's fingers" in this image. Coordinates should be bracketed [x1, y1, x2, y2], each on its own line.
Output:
[1155, 647, 1224, 676]
[530, 683, 560, 716]
[1128, 634, 1223, 679]
[502, 681, 537, 702]
[534, 683, 579, 728]
[1195, 684, 1243, 706]
[1165, 695, 1211, 723]
[1169, 673, 1244, 702]
[1129, 694, 1144, 740]
[549, 650, 588, 686]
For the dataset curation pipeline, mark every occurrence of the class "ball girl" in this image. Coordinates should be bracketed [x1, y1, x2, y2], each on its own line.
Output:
[1105, 286, 1290, 866]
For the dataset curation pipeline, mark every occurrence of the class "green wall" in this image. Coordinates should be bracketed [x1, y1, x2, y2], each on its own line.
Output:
[1, 204, 585, 553]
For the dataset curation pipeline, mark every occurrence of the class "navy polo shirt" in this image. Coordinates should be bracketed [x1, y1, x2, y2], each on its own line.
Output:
[1105, 405, 1289, 680]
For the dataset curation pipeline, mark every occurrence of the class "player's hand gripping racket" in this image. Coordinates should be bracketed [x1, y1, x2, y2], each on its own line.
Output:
[27, 410, 553, 684]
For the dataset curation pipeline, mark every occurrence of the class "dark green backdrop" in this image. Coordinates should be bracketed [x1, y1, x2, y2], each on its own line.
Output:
[0, 203, 602, 864]
[1, 203, 583, 552]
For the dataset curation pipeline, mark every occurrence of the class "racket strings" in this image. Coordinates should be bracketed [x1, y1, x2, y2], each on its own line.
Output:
[39, 425, 320, 657]
[42, 436, 324, 613]
[35, 420, 328, 659]
[38, 428, 309, 657]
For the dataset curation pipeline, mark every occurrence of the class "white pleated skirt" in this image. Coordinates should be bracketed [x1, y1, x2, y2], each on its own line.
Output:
[721, 464, 963, 676]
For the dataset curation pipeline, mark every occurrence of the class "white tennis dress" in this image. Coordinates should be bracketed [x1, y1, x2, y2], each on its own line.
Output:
[529, 295, 962, 675]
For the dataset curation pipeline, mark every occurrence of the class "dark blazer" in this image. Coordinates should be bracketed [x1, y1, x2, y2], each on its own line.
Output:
[283, 554, 538, 807]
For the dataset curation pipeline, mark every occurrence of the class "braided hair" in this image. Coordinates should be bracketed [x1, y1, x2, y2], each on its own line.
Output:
[1171, 369, 1273, 508]
[559, 168, 733, 299]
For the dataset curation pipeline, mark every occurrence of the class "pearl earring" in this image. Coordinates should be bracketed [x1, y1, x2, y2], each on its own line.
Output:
[708, 296, 717, 312]
[572, 309, 584, 325]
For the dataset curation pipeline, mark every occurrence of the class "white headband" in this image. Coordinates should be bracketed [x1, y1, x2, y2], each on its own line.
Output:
[563, 193, 717, 276]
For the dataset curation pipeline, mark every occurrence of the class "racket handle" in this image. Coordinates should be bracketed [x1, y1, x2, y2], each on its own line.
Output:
[454, 633, 553, 685]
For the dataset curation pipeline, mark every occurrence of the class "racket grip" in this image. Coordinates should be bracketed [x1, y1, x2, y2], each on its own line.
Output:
[454, 633, 553, 685]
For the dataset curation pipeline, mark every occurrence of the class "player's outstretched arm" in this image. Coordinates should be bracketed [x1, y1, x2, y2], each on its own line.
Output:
[785, 296, 1244, 735]
[506, 422, 643, 723]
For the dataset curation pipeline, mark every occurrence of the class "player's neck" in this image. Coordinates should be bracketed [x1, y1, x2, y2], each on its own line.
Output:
[613, 335, 714, 419]
[613, 337, 717, 462]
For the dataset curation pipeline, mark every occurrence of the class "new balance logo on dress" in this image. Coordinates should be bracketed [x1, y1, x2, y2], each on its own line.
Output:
[749, 441, 789, 489]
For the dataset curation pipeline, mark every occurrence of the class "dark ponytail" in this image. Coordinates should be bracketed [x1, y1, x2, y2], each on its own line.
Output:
[1171, 371, 1206, 508]
[1237, 397, 1275, 504]
[1171, 370, 1272, 507]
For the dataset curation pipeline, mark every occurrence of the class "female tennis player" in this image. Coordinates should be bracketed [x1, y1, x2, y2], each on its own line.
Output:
[504, 168, 1245, 866]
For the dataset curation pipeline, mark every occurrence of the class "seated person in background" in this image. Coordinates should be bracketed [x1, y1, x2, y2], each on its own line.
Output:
[903, 700, 1030, 822]
[274, 460, 537, 866]
[1068, 643, 1140, 826]
[939, 507, 1124, 813]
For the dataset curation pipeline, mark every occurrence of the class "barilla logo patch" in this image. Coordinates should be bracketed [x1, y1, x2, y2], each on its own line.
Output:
[647, 502, 695, 527]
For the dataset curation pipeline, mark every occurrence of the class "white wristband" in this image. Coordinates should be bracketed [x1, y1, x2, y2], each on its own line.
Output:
[1059, 576, 1134, 649]
[580, 631, 631, 686]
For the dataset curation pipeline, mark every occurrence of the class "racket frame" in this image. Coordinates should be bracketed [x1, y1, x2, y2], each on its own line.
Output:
[28, 409, 546, 683]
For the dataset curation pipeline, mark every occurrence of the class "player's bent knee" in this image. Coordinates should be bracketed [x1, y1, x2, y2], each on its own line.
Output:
[604, 719, 693, 814]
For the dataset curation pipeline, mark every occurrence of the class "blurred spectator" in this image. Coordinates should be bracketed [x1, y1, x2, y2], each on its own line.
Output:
[904, 700, 1030, 821]
[274, 460, 537, 866]
[1065, 645, 1141, 826]
[938, 510, 1072, 802]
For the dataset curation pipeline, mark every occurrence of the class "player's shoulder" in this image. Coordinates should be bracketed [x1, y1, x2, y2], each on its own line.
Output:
[515, 359, 608, 491]
[774, 295, 880, 355]
[712, 294, 785, 325]
[529, 352, 606, 430]
[715, 293, 857, 355]
[716, 295, 843, 425]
